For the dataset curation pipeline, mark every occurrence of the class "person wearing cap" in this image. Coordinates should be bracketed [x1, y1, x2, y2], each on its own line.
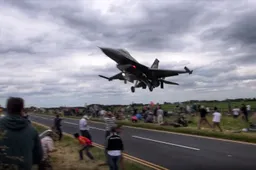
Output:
[79, 115, 92, 141]
[105, 125, 124, 170]
[39, 130, 57, 170]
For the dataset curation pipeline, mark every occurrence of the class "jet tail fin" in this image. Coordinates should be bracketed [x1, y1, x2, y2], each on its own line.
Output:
[184, 66, 193, 74]
[151, 58, 160, 68]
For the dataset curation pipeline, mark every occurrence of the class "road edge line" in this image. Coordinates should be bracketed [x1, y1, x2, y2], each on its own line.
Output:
[32, 121, 169, 170]
[33, 114, 256, 146]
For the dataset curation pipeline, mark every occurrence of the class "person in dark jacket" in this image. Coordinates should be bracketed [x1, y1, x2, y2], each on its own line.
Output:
[105, 125, 124, 170]
[54, 114, 63, 141]
[241, 104, 249, 122]
[0, 97, 43, 170]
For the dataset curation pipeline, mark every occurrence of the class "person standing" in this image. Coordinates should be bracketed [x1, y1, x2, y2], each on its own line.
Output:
[79, 115, 92, 141]
[241, 104, 249, 122]
[157, 105, 164, 125]
[232, 106, 240, 118]
[0, 97, 43, 170]
[54, 114, 63, 141]
[212, 107, 223, 132]
[198, 105, 212, 129]
[105, 126, 124, 170]
[104, 112, 116, 139]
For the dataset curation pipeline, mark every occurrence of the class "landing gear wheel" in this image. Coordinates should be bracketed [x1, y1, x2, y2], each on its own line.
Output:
[142, 85, 146, 89]
[160, 81, 164, 89]
[149, 85, 153, 92]
[131, 86, 135, 93]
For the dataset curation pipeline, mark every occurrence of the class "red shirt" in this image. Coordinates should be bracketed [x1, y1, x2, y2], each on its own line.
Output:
[78, 136, 92, 146]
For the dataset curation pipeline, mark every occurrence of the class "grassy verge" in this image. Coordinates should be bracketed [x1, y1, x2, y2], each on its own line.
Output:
[32, 122, 152, 170]
[91, 117, 256, 143]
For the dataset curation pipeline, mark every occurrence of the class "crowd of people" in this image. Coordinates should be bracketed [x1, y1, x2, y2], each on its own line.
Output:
[0, 97, 254, 170]
[0, 97, 124, 170]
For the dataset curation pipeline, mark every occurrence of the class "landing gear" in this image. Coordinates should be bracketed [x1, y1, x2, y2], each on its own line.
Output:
[160, 81, 164, 89]
[149, 85, 153, 92]
[142, 84, 146, 89]
[124, 80, 127, 84]
[131, 86, 135, 93]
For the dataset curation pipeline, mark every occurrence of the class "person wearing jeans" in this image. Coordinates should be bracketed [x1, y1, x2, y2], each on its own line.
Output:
[105, 126, 124, 170]
[73, 133, 94, 160]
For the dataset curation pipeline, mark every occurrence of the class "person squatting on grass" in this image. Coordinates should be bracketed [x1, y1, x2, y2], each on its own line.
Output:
[73, 133, 94, 160]
[212, 107, 223, 132]
[105, 125, 124, 170]
[39, 130, 57, 170]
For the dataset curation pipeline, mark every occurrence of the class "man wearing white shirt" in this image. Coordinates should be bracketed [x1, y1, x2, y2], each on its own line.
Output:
[232, 107, 240, 118]
[212, 107, 223, 132]
[79, 115, 92, 141]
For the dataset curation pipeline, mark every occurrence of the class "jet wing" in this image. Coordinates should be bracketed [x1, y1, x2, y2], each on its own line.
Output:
[98, 72, 124, 81]
[149, 67, 192, 78]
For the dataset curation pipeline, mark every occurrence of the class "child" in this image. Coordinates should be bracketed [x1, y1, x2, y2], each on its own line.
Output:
[73, 133, 94, 160]
[212, 107, 223, 132]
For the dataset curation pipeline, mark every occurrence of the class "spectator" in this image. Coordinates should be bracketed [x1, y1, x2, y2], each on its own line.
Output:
[198, 105, 212, 129]
[131, 115, 138, 123]
[232, 106, 240, 118]
[241, 104, 249, 122]
[79, 115, 92, 141]
[73, 133, 94, 161]
[247, 104, 251, 115]
[104, 112, 116, 139]
[212, 107, 223, 132]
[157, 106, 164, 125]
[54, 114, 62, 141]
[0, 97, 43, 170]
[105, 126, 124, 170]
[153, 107, 158, 123]
[39, 130, 57, 170]
[135, 112, 142, 120]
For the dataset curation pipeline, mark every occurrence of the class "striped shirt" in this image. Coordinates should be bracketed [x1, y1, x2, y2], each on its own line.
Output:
[104, 117, 116, 131]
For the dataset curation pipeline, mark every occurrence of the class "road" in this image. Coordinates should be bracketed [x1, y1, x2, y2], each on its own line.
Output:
[30, 114, 256, 170]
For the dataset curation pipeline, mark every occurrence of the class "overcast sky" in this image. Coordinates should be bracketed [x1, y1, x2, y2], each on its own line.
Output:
[0, 0, 256, 107]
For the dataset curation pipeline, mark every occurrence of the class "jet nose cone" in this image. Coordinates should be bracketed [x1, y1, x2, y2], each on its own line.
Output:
[99, 47, 117, 56]
[98, 47, 109, 53]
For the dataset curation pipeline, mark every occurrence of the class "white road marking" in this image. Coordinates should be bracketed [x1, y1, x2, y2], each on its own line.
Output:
[89, 126, 105, 131]
[132, 135, 200, 151]
[64, 121, 105, 131]
[63, 121, 77, 125]
[32, 115, 106, 131]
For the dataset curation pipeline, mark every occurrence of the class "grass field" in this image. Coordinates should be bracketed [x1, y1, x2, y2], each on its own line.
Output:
[33, 123, 152, 170]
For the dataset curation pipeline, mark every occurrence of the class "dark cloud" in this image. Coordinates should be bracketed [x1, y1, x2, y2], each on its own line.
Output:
[0, 0, 256, 106]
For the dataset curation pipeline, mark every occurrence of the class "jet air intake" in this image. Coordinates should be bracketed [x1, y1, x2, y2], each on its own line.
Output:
[117, 64, 136, 71]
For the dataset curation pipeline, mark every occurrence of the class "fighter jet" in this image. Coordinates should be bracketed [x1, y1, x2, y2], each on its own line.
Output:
[98, 47, 193, 93]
